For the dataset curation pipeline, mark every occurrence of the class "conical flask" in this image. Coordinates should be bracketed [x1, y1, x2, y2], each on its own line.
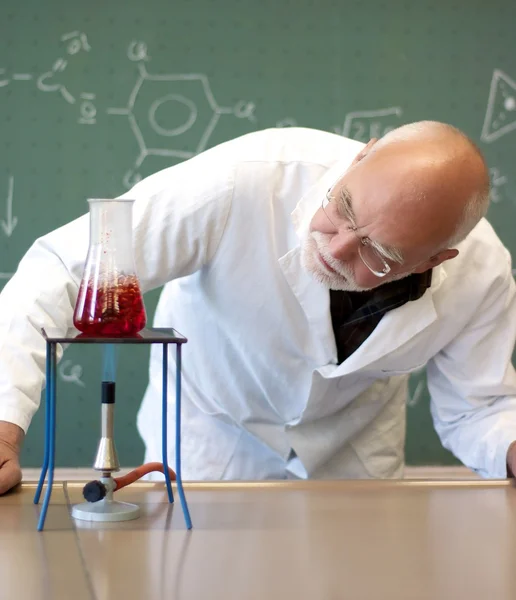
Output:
[73, 198, 147, 336]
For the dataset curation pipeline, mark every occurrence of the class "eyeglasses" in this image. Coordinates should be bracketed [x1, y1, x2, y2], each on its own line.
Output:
[321, 189, 391, 278]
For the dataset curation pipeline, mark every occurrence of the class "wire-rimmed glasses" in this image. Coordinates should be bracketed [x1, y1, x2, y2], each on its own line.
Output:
[321, 189, 391, 278]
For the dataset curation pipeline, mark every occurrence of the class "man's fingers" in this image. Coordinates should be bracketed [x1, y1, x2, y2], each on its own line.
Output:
[0, 459, 22, 494]
[506, 440, 516, 478]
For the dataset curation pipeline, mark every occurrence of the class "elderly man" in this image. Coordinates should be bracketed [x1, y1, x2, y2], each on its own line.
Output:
[0, 120, 515, 492]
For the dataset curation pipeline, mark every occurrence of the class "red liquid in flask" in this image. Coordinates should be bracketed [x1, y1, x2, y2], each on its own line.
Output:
[73, 275, 147, 336]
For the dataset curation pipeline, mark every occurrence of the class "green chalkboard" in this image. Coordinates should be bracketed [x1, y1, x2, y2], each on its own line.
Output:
[1, 0, 515, 468]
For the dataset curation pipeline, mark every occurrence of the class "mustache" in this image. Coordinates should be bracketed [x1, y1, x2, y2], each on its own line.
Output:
[311, 232, 354, 279]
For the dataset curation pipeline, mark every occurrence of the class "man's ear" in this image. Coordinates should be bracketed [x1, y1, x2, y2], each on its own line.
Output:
[350, 138, 378, 166]
[413, 249, 459, 273]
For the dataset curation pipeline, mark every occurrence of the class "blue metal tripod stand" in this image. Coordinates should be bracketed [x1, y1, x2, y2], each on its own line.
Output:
[33, 327, 192, 532]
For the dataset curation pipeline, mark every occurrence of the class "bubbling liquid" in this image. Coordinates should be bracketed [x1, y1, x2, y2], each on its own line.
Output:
[73, 275, 146, 336]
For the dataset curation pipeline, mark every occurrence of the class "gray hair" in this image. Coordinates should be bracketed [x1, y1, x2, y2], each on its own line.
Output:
[371, 121, 491, 249]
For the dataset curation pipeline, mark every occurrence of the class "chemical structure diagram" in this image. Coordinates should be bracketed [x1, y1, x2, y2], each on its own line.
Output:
[107, 41, 257, 188]
[0, 30, 97, 125]
[1, 35, 256, 189]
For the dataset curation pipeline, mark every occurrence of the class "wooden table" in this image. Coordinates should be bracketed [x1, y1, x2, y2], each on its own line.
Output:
[1, 479, 516, 599]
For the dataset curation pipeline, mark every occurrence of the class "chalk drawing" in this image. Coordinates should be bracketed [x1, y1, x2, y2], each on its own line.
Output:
[2, 31, 94, 122]
[276, 118, 298, 128]
[127, 40, 150, 62]
[149, 94, 197, 136]
[58, 359, 86, 387]
[36, 58, 75, 104]
[0, 70, 34, 86]
[1, 176, 17, 237]
[78, 92, 97, 125]
[335, 107, 403, 142]
[481, 69, 516, 143]
[489, 167, 508, 203]
[407, 378, 426, 408]
[60, 31, 91, 56]
[107, 41, 256, 188]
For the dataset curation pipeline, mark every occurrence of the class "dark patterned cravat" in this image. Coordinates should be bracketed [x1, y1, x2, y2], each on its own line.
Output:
[329, 270, 433, 364]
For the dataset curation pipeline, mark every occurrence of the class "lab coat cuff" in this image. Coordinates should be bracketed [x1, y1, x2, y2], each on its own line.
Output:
[0, 406, 32, 434]
[495, 432, 516, 479]
[479, 431, 516, 479]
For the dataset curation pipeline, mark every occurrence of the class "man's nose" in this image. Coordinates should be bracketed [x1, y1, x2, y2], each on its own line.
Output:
[329, 231, 357, 262]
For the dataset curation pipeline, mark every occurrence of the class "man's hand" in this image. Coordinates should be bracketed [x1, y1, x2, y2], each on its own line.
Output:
[0, 421, 23, 494]
[506, 441, 516, 479]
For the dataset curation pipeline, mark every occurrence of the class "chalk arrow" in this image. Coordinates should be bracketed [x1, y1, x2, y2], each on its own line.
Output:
[1, 176, 17, 237]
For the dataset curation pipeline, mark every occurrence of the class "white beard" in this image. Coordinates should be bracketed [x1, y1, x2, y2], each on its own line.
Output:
[301, 231, 371, 291]
[301, 231, 412, 292]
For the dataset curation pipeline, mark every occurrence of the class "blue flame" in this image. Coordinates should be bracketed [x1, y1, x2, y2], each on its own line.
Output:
[102, 344, 118, 381]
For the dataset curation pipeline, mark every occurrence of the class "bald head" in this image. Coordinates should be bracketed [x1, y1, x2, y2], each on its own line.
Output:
[362, 121, 491, 251]
[306, 121, 491, 292]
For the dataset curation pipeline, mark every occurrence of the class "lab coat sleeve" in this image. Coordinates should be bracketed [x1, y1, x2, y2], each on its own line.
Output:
[426, 248, 516, 478]
[0, 152, 235, 433]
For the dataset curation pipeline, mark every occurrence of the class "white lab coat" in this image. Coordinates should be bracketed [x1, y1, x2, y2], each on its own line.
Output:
[1, 127, 516, 480]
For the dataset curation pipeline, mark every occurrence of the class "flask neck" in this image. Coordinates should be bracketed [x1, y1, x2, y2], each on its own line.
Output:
[88, 199, 135, 251]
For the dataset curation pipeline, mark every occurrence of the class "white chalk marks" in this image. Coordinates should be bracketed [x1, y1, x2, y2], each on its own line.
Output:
[1, 176, 17, 237]
[58, 359, 86, 387]
[107, 41, 257, 188]
[2, 31, 95, 124]
[481, 69, 516, 143]
[275, 117, 298, 128]
[489, 167, 509, 203]
[335, 107, 403, 142]
[407, 377, 426, 408]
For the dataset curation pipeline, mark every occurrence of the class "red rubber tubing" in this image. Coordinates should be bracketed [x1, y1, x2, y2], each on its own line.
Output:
[113, 462, 177, 491]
